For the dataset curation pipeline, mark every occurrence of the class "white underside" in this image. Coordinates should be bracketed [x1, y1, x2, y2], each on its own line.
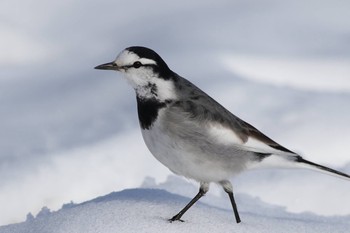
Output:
[142, 127, 240, 182]
[140, 110, 295, 182]
[141, 114, 245, 182]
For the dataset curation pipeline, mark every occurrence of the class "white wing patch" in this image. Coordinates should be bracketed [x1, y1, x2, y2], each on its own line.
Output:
[243, 137, 287, 154]
[247, 154, 297, 169]
[207, 123, 291, 155]
[207, 123, 243, 145]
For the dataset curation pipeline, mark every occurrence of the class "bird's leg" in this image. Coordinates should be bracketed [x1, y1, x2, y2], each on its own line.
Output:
[169, 182, 209, 222]
[220, 180, 241, 223]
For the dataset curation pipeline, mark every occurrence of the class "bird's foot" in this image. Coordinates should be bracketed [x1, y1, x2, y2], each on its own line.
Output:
[168, 214, 185, 223]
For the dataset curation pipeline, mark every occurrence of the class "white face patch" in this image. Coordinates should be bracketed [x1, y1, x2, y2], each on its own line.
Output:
[115, 49, 177, 101]
[114, 50, 156, 67]
[152, 77, 177, 100]
[125, 71, 177, 101]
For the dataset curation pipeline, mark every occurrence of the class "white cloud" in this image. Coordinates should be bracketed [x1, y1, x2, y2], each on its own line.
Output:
[222, 55, 350, 92]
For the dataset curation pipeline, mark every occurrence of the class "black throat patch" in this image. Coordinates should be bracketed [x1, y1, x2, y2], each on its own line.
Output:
[136, 97, 167, 130]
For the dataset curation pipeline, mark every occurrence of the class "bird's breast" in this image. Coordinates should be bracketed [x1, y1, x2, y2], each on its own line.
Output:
[136, 97, 167, 130]
[139, 109, 246, 182]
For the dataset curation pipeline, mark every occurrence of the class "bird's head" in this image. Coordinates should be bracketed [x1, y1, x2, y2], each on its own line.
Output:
[95, 46, 177, 101]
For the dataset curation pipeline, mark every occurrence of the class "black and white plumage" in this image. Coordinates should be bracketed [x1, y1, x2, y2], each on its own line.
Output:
[95, 46, 350, 223]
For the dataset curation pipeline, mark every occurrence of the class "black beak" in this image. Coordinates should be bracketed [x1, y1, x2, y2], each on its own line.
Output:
[94, 62, 119, 70]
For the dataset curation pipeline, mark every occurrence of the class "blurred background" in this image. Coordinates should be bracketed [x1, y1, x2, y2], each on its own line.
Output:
[1, 0, 350, 225]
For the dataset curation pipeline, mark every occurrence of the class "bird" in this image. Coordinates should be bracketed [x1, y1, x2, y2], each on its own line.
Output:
[95, 46, 350, 223]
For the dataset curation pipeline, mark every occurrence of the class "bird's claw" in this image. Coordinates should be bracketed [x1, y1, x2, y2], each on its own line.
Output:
[168, 216, 185, 223]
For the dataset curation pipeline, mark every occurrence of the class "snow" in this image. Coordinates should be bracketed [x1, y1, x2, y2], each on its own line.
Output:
[1, 0, 350, 228]
[1, 177, 349, 233]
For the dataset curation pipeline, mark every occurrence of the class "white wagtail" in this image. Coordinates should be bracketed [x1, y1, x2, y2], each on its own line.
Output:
[95, 46, 350, 223]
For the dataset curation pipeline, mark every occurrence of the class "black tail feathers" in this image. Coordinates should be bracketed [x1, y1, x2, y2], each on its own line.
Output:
[295, 156, 350, 180]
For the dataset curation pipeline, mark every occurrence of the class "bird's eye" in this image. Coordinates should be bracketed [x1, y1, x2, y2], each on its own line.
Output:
[133, 61, 142, 68]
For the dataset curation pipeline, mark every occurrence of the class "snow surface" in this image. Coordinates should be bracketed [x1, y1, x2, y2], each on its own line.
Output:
[1, 177, 349, 233]
[1, 0, 350, 227]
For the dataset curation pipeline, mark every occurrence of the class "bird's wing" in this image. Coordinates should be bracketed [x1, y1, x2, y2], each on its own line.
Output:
[167, 96, 296, 156]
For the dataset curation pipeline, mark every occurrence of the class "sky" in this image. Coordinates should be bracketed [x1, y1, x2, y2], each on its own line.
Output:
[1, 0, 350, 226]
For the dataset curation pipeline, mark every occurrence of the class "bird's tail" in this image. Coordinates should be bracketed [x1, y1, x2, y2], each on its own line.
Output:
[294, 156, 350, 181]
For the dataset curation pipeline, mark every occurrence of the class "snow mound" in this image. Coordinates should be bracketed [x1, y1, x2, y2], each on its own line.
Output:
[1, 188, 349, 233]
